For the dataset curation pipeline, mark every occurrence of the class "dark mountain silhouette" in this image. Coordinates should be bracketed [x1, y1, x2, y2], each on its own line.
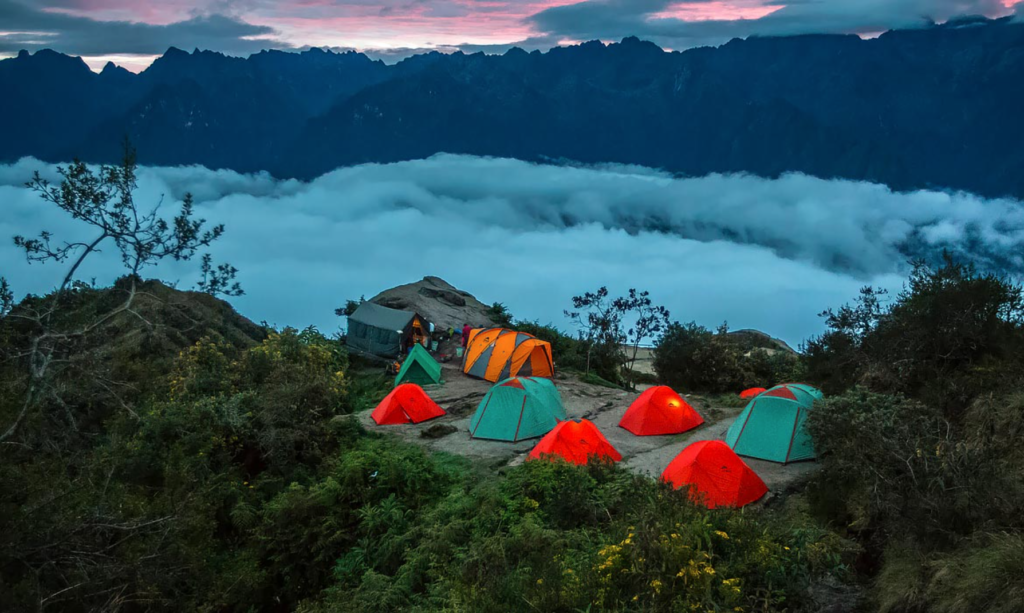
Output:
[2, 17, 1023, 198]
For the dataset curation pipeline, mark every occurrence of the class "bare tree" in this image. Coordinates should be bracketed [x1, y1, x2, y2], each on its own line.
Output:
[614, 289, 670, 390]
[565, 286, 624, 377]
[1, 140, 239, 442]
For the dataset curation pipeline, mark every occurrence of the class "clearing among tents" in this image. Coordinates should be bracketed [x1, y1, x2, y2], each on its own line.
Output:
[347, 302, 431, 358]
[619, 386, 704, 436]
[661, 440, 768, 509]
[371, 384, 446, 425]
[724, 383, 823, 463]
[462, 328, 554, 383]
[740, 387, 767, 399]
[469, 377, 566, 442]
[528, 419, 622, 465]
[395, 343, 442, 386]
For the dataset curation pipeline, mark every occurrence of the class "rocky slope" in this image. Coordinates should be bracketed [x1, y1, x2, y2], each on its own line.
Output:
[368, 276, 498, 332]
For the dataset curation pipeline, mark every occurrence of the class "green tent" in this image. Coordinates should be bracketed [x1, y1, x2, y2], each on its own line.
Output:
[724, 383, 823, 463]
[469, 377, 566, 442]
[395, 344, 442, 386]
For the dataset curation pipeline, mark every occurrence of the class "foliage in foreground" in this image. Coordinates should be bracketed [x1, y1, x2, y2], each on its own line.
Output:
[0, 295, 850, 611]
[803, 258, 1024, 612]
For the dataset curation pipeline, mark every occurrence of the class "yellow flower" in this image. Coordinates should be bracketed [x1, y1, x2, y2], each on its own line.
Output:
[715, 530, 729, 540]
[784, 546, 790, 551]
[536, 579, 543, 585]
[632, 595, 639, 601]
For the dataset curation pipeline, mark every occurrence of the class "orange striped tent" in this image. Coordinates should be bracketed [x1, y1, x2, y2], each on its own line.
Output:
[462, 328, 554, 383]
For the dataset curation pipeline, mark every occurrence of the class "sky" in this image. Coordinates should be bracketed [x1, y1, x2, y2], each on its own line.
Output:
[1, 0, 1023, 70]
[4, 155, 1024, 348]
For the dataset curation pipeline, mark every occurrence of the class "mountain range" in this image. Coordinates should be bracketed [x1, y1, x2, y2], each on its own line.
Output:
[2, 15, 1023, 198]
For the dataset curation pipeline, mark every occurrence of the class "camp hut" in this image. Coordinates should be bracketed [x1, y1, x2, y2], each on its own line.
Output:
[395, 344, 442, 386]
[462, 328, 554, 383]
[347, 302, 431, 357]
[724, 383, 823, 463]
[528, 419, 622, 465]
[371, 384, 446, 425]
[739, 387, 767, 399]
[661, 440, 768, 509]
[469, 377, 566, 442]
[619, 386, 704, 436]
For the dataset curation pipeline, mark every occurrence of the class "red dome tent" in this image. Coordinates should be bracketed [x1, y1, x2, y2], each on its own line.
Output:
[661, 440, 768, 509]
[740, 387, 767, 399]
[371, 384, 446, 425]
[619, 386, 704, 436]
[528, 419, 622, 465]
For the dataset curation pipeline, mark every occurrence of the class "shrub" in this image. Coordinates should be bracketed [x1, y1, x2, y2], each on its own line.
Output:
[654, 322, 749, 393]
[487, 302, 514, 327]
[806, 257, 1024, 414]
[876, 535, 1024, 613]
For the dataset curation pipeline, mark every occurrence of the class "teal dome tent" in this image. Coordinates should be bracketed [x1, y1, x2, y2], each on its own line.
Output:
[724, 383, 823, 464]
[469, 377, 566, 442]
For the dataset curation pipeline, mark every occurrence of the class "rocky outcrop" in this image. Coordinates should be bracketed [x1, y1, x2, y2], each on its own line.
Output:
[369, 276, 497, 332]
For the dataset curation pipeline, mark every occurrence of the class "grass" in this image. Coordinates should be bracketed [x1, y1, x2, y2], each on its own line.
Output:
[347, 371, 392, 413]
[707, 393, 749, 409]
[579, 372, 624, 389]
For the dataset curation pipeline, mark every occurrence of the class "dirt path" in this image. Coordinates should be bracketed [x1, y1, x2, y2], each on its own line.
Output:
[358, 363, 818, 492]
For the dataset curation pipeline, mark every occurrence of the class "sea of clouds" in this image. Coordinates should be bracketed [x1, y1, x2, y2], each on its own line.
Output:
[3, 154, 1023, 347]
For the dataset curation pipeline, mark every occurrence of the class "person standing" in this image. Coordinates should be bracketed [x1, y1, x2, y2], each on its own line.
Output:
[462, 323, 472, 348]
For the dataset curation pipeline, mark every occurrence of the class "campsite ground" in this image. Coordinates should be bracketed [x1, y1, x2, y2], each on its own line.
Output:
[356, 363, 819, 497]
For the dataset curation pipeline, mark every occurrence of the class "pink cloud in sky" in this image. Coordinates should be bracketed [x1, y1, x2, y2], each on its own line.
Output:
[263, 0, 578, 49]
[650, 2, 785, 22]
[39, 0, 198, 25]
[10, 0, 1024, 71]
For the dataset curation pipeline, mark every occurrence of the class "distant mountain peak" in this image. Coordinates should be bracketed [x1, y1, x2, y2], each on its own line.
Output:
[2, 18, 1023, 200]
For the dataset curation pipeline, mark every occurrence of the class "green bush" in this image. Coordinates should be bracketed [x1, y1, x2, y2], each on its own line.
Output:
[807, 388, 997, 545]
[306, 458, 852, 613]
[877, 535, 1024, 613]
[806, 257, 1024, 414]
[654, 322, 747, 393]
[653, 322, 805, 395]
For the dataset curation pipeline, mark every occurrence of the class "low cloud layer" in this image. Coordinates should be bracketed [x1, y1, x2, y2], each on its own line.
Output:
[3, 155, 1022, 346]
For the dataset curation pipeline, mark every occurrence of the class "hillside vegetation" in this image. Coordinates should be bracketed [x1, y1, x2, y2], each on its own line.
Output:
[1, 281, 853, 612]
[3, 151, 1023, 612]
[5, 256, 1023, 612]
